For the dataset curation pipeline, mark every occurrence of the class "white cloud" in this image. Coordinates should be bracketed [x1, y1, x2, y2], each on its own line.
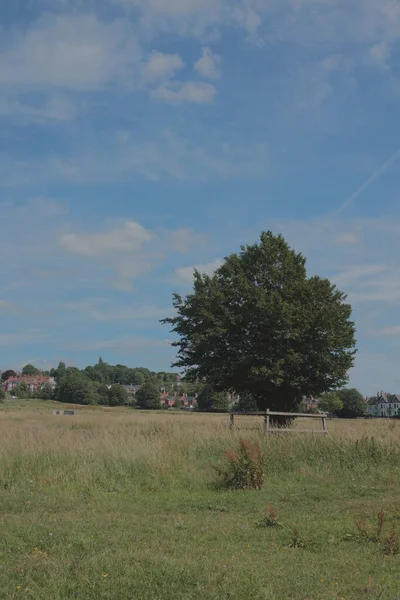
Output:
[59, 221, 154, 256]
[162, 227, 209, 254]
[175, 258, 223, 282]
[114, 0, 227, 37]
[142, 52, 184, 83]
[152, 81, 217, 103]
[335, 232, 359, 245]
[233, 4, 262, 40]
[369, 41, 391, 69]
[265, 216, 400, 305]
[332, 264, 389, 288]
[0, 130, 271, 186]
[113, 0, 400, 50]
[194, 47, 222, 80]
[57, 217, 212, 290]
[0, 14, 140, 90]
[295, 54, 354, 109]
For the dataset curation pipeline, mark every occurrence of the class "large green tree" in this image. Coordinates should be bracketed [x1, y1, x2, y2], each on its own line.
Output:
[163, 231, 356, 412]
[136, 383, 161, 410]
[0, 387, 5, 401]
[336, 388, 366, 418]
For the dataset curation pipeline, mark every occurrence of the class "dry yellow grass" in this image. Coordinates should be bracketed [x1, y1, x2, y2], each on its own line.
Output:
[1, 405, 400, 454]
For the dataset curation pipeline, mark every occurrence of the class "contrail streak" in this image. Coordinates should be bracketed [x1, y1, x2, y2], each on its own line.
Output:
[337, 147, 400, 215]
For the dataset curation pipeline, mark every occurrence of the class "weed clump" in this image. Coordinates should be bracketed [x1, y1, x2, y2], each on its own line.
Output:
[381, 526, 400, 555]
[344, 509, 400, 555]
[256, 504, 282, 528]
[214, 439, 264, 490]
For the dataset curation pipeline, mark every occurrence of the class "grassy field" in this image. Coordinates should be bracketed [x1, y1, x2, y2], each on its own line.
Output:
[1, 400, 400, 600]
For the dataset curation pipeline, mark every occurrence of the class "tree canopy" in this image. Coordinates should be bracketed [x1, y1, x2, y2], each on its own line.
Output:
[136, 383, 161, 410]
[56, 372, 100, 406]
[22, 364, 40, 376]
[318, 392, 344, 415]
[1, 359, 180, 408]
[36, 383, 54, 400]
[1, 370, 17, 382]
[336, 388, 366, 418]
[163, 231, 356, 412]
[197, 385, 230, 412]
[108, 384, 129, 407]
[14, 381, 31, 399]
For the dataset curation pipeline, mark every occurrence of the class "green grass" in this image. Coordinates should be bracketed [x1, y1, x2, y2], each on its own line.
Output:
[1, 404, 400, 599]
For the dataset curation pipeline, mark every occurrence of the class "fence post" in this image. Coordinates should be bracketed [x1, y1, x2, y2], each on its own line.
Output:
[230, 412, 234, 431]
[322, 415, 327, 434]
[264, 409, 270, 435]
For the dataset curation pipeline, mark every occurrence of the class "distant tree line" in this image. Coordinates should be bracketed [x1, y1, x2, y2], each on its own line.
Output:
[1, 358, 367, 416]
[318, 388, 366, 418]
[1, 358, 188, 408]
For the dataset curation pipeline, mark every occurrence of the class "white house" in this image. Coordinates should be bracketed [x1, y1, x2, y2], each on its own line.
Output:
[367, 392, 400, 418]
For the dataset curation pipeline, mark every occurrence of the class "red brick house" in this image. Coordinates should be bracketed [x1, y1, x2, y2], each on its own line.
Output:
[2, 375, 55, 393]
[160, 391, 197, 408]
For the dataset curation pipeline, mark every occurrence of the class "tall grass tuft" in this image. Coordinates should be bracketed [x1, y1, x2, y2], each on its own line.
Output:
[213, 439, 264, 490]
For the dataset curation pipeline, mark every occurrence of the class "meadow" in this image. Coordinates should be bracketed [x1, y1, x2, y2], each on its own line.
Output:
[1, 400, 399, 600]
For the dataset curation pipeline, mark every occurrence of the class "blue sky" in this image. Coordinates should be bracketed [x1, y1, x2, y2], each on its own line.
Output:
[1, 0, 400, 395]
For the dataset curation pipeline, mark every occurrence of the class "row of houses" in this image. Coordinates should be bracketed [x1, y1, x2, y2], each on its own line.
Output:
[2, 375, 56, 393]
[160, 391, 197, 408]
[159, 390, 240, 409]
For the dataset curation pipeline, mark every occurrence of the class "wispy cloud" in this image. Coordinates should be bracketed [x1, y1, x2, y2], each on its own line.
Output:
[0, 130, 270, 185]
[194, 47, 222, 80]
[0, 14, 140, 91]
[142, 51, 184, 83]
[152, 81, 217, 104]
[175, 258, 223, 283]
[59, 221, 154, 256]
[337, 147, 400, 215]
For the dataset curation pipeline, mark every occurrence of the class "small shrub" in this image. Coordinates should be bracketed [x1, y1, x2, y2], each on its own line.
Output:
[350, 510, 386, 543]
[288, 529, 307, 549]
[214, 439, 264, 490]
[345, 510, 400, 551]
[354, 518, 370, 541]
[257, 503, 282, 528]
[288, 528, 318, 550]
[381, 526, 400, 556]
